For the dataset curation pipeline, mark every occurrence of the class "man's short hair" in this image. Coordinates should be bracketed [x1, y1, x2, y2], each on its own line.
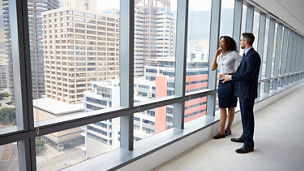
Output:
[242, 33, 255, 46]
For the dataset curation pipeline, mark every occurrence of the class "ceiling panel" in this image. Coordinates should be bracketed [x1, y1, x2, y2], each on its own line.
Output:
[251, 0, 304, 35]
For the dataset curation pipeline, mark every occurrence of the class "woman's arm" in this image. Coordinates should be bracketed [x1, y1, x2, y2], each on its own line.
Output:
[211, 48, 222, 71]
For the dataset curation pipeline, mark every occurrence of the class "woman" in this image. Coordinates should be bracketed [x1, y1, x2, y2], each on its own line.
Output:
[211, 36, 241, 139]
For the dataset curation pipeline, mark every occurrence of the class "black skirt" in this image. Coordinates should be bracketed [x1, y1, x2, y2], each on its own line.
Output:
[218, 80, 237, 108]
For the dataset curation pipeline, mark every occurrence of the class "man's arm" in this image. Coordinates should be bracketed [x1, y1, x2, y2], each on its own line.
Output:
[231, 53, 260, 82]
[221, 53, 260, 83]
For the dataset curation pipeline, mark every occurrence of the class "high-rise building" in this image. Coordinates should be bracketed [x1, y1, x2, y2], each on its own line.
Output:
[42, 8, 120, 104]
[0, 64, 6, 89]
[0, 1, 7, 91]
[1, 0, 59, 100]
[1, 0, 13, 101]
[134, 0, 175, 76]
[28, 0, 59, 98]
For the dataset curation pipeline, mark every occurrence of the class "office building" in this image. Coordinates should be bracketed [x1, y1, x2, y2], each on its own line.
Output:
[42, 8, 120, 104]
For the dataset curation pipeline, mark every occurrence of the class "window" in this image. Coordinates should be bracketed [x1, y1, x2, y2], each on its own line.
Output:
[1, 1, 302, 170]
[0, 0, 17, 133]
[184, 97, 207, 122]
[262, 18, 270, 78]
[134, 105, 174, 143]
[220, 0, 235, 37]
[27, 0, 121, 168]
[186, 0, 212, 94]
[133, 0, 177, 103]
[0, 143, 19, 170]
[252, 11, 260, 50]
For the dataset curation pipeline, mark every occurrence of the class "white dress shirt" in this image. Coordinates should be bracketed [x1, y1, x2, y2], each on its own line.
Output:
[216, 50, 241, 74]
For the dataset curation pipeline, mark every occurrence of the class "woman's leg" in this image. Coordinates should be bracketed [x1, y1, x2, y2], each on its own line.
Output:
[219, 108, 227, 134]
[226, 107, 235, 131]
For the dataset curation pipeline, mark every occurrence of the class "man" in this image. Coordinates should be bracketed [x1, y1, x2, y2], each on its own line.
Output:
[220, 33, 261, 153]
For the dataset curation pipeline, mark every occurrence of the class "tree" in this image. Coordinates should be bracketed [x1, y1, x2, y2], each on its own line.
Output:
[35, 137, 45, 153]
[0, 107, 15, 125]
[1, 92, 10, 98]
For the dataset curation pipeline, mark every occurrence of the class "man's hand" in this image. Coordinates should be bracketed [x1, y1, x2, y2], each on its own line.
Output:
[219, 74, 231, 83]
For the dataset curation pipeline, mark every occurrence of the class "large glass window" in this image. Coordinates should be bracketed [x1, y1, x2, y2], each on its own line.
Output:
[240, 5, 247, 55]
[279, 27, 286, 74]
[133, 0, 177, 102]
[271, 23, 278, 77]
[36, 118, 120, 171]
[0, 0, 17, 133]
[28, 0, 121, 124]
[186, 0, 211, 95]
[262, 18, 270, 78]
[220, 0, 235, 37]
[134, 105, 174, 143]
[184, 0, 211, 121]
[27, 0, 121, 168]
[0, 1, 303, 171]
[184, 97, 207, 123]
[241, 5, 247, 33]
[252, 11, 260, 50]
[0, 142, 19, 171]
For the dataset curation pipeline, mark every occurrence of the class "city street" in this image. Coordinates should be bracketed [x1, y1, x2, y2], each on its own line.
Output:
[37, 136, 109, 171]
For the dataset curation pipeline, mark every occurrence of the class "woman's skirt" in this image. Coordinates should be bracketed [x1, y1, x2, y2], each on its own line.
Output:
[218, 79, 237, 108]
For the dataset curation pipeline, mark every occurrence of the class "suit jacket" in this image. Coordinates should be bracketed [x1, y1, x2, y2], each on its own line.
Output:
[231, 48, 261, 99]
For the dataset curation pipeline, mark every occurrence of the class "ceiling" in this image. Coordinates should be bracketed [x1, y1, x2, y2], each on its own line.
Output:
[251, 0, 304, 35]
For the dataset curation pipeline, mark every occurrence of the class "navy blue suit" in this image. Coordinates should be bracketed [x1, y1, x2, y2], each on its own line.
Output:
[231, 48, 261, 148]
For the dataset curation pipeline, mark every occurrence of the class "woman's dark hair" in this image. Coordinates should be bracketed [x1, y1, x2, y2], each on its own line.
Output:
[220, 36, 237, 52]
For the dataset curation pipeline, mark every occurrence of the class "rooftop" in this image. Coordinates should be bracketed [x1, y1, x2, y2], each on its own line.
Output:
[33, 98, 83, 115]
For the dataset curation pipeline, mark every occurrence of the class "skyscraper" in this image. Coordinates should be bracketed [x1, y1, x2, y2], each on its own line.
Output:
[0, 1, 7, 90]
[134, 0, 175, 76]
[1, 0, 13, 101]
[1, 0, 59, 101]
[28, 0, 59, 98]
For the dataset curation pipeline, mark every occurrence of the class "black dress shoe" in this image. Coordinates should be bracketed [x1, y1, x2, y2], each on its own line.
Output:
[231, 136, 244, 143]
[235, 145, 254, 153]
[213, 133, 226, 139]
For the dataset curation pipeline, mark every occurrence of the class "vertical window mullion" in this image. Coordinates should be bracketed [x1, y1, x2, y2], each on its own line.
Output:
[10, 0, 36, 170]
[245, 5, 254, 33]
[173, 0, 188, 129]
[206, 0, 221, 116]
[120, 0, 134, 151]
[232, 0, 243, 49]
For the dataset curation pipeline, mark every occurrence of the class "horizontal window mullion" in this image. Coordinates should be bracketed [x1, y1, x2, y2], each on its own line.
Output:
[0, 89, 215, 142]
